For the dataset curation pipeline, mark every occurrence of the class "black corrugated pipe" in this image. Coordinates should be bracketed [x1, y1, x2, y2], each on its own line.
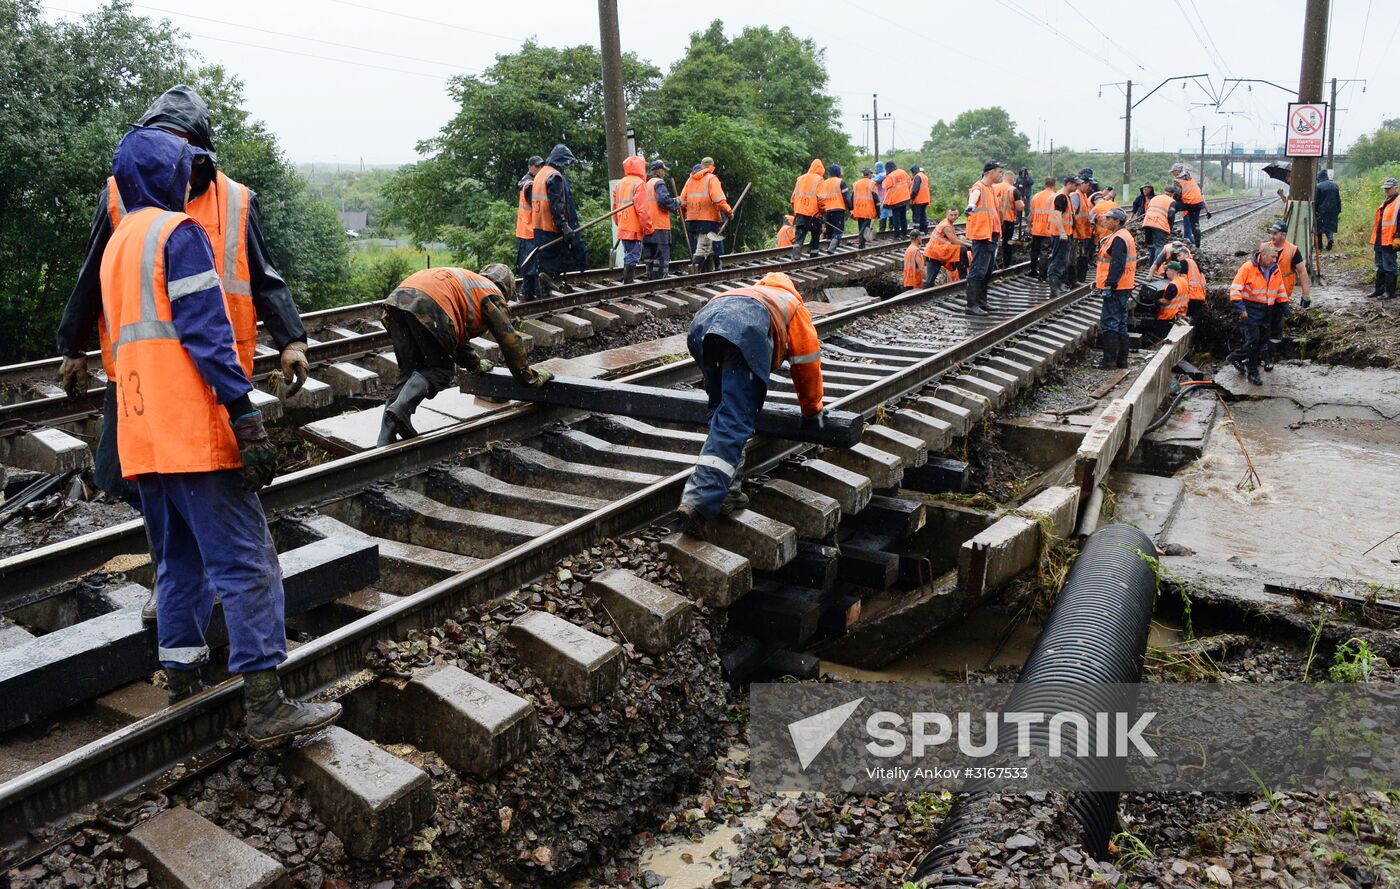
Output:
[910, 524, 1158, 884]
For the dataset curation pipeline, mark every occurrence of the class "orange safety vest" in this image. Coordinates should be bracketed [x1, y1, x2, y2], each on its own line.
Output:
[1158, 278, 1191, 321]
[516, 181, 534, 240]
[1072, 192, 1093, 239]
[792, 171, 822, 216]
[923, 220, 961, 264]
[531, 164, 560, 235]
[611, 174, 649, 241]
[712, 279, 824, 415]
[683, 171, 728, 223]
[1094, 228, 1138, 291]
[106, 171, 255, 376]
[1274, 240, 1300, 302]
[1028, 188, 1057, 237]
[1371, 197, 1399, 246]
[903, 242, 926, 286]
[777, 216, 795, 247]
[817, 176, 845, 213]
[1091, 200, 1119, 239]
[100, 207, 243, 477]
[636, 177, 671, 233]
[1175, 176, 1203, 206]
[1181, 255, 1207, 301]
[394, 267, 504, 346]
[883, 168, 912, 205]
[993, 181, 1016, 223]
[851, 178, 879, 219]
[1143, 194, 1174, 233]
[911, 171, 930, 206]
[1229, 260, 1285, 306]
[966, 180, 1000, 241]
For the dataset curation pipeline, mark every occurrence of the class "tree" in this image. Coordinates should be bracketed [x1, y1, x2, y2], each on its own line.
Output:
[1348, 119, 1400, 174]
[922, 107, 1032, 172]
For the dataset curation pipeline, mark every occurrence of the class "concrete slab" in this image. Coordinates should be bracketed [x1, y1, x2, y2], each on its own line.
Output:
[294, 514, 477, 597]
[900, 456, 973, 494]
[606, 301, 651, 325]
[0, 616, 35, 651]
[1126, 394, 1219, 476]
[509, 610, 624, 706]
[574, 306, 619, 331]
[824, 286, 875, 307]
[910, 396, 970, 436]
[1122, 326, 1194, 454]
[1075, 397, 1131, 499]
[287, 726, 434, 858]
[665, 291, 708, 310]
[93, 681, 169, 721]
[819, 442, 904, 489]
[660, 533, 751, 607]
[396, 663, 536, 776]
[585, 569, 692, 655]
[983, 355, 1039, 386]
[547, 313, 594, 339]
[301, 404, 459, 455]
[888, 409, 953, 453]
[961, 366, 1019, 401]
[1108, 469, 1185, 542]
[518, 317, 564, 347]
[492, 445, 661, 499]
[124, 806, 289, 889]
[533, 333, 688, 381]
[813, 572, 965, 670]
[325, 487, 551, 559]
[997, 418, 1087, 472]
[704, 509, 798, 572]
[322, 361, 379, 397]
[958, 514, 1039, 599]
[748, 478, 841, 539]
[0, 427, 92, 473]
[248, 388, 283, 423]
[282, 375, 333, 410]
[862, 425, 928, 468]
[774, 458, 872, 515]
[468, 336, 503, 363]
[1014, 485, 1081, 539]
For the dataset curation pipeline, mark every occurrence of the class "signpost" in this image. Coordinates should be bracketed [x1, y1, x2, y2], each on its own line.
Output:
[1284, 102, 1327, 158]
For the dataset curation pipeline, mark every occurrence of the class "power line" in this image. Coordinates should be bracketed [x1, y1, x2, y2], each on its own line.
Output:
[1058, 0, 1146, 70]
[1185, 0, 1233, 78]
[1354, 0, 1374, 78]
[323, 0, 521, 43]
[995, 0, 1134, 78]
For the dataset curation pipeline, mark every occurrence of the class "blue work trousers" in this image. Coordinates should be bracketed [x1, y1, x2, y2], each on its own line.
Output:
[1099, 289, 1131, 336]
[96, 382, 141, 507]
[1376, 246, 1398, 276]
[621, 238, 643, 269]
[680, 339, 767, 518]
[516, 237, 538, 299]
[1181, 205, 1203, 247]
[138, 470, 287, 675]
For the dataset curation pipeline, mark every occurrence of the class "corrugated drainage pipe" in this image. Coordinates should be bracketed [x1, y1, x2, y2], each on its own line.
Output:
[910, 523, 1158, 884]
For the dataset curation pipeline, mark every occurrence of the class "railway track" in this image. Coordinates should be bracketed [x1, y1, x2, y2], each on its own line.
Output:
[0, 197, 1272, 877]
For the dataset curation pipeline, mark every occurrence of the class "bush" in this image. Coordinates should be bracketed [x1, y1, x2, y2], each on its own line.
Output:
[1333, 163, 1400, 267]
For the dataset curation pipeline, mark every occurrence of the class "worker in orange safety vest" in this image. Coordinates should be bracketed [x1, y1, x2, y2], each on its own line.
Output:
[852, 168, 880, 247]
[903, 231, 927, 288]
[611, 154, 655, 285]
[791, 158, 827, 258]
[1226, 242, 1285, 385]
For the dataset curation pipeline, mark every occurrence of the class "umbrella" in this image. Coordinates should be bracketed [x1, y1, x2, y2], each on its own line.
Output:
[1262, 162, 1292, 185]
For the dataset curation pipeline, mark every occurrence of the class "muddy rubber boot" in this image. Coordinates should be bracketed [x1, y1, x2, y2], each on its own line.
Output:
[789, 243, 803, 261]
[376, 410, 400, 447]
[1384, 272, 1398, 301]
[1370, 271, 1385, 298]
[720, 486, 749, 516]
[1115, 333, 1130, 369]
[537, 275, 553, 299]
[1248, 367, 1263, 386]
[1097, 335, 1116, 369]
[1228, 350, 1246, 376]
[385, 372, 433, 440]
[676, 504, 710, 541]
[165, 668, 206, 705]
[622, 266, 635, 285]
[243, 669, 342, 748]
[142, 591, 158, 626]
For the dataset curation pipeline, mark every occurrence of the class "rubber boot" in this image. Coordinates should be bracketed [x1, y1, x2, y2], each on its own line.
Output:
[1097, 334, 1116, 369]
[720, 485, 749, 516]
[622, 266, 635, 285]
[676, 504, 710, 541]
[965, 280, 987, 315]
[1384, 272, 1399, 301]
[243, 669, 341, 748]
[790, 243, 803, 261]
[166, 668, 206, 705]
[376, 410, 400, 446]
[1116, 333, 1130, 369]
[142, 591, 157, 626]
[1370, 271, 1385, 298]
[1248, 367, 1263, 386]
[384, 372, 433, 440]
[827, 236, 840, 253]
[537, 275, 553, 299]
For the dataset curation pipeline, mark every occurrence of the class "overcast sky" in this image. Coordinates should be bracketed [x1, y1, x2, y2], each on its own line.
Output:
[46, 0, 1397, 170]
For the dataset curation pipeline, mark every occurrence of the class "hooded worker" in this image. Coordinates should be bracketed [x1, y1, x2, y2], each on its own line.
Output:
[677, 272, 825, 537]
[515, 155, 544, 298]
[790, 158, 827, 259]
[1315, 169, 1341, 251]
[776, 214, 796, 248]
[100, 126, 341, 743]
[682, 157, 732, 267]
[818, 162, 851, 252]
[637, 159, 678, 280]
[611, 154, 654, 284]
[909, 164, 931, 233]
[1227, 242, 1285, 384]
[531, 143, 585, 296]
[56, 85, 309, 511]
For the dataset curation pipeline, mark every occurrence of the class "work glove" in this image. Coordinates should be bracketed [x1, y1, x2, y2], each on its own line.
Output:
[230, 410, 278, 492]
[720, 212, 731, 225]
[559, 223, 574, 237]
[474, 358, 495, 375]
[1301, 295, 1312, 309]
[801, 408, 828, 430]
[279, 342, 309, 397]
[1205, 211, 1213, 220]
[527, 367, 554, 388]
[1059, 234, 1069, 241]
[57, 354, 89, 398]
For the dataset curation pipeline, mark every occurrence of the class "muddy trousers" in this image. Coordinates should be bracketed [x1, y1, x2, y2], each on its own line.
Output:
[1028, 235, 1051, 278]
[1046, 238, 1073, 292]
[1262, 301, 1290, 366]
[856, 218, 873, 246]
[1228, 308, 1269, 372]
[95, 382, 141, 507]
[642, 237, 671, 279]
[680, 338, 768, 519]
[911, 204, 928, 232]
[139, 470, 287, 676]
[1145, 228, 1169, 258]
[966, 238, 998, 308]
[1001, 222, 1017, 266]
[383, 307, 456, 403]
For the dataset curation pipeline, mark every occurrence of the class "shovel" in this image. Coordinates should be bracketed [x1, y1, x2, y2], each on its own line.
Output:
[693, 182, 752, 272]
[520, 202, 634, 270]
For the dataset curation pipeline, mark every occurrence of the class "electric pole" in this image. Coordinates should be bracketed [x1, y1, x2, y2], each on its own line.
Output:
[1199, 126, 1206, 191]
[597, 0, 627, 181]
[861, 94, 891, 165]
[1122, 80, 1132, 201]
[1291, 0, 1329, 205]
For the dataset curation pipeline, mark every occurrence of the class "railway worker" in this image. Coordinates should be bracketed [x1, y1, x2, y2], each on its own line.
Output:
[611, 154, 654, 285]
[100, 126, 340, 741]
[993, 174, 1022, 267]
[531, 143, 586, 297]
[637, 160, 678, 281]
[1369, 176, 1399, 301]
[1071, 178, 1096, 283]
[1045, 176, 1077, 299]
[516, 156, 544, 299]
[903, 231, 927, 289]
[1014, 167, 1034, 236]
[1170, 162, 1211, 248]
[874, 165, 891, 233]
[56, 85, 309, 509]
[882, 160, 913, 236]
[1141, 187, 1176, 257]
[964, 160, 1004, 316]
[675, 272, 824, 536]
[1131, 183, 1157, 220]
[1227, 243, 1285, 385]
[1091, 188, 1119, 239]
[683, 156, 733, 266]
[852, 168, 880, 247]
[1315, 169, 1341, 252]
[818, 163, 852, 252]
[377, 265, 553, 445]
[1151, 242, 1207, 324]
[1027, 175, 1059, 280]
[1259, 222, 1310, 371]
[1094, 207, 1136, 369]
[790, 158, 827, 258]
[1146, 261, 1191, 342]
[923, 207, 968, 286]
[776, 215, 796, 248]
[909, 165, 932, 233]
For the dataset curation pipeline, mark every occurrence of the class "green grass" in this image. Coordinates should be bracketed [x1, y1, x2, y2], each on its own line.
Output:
[1331, 163, 1400, 271]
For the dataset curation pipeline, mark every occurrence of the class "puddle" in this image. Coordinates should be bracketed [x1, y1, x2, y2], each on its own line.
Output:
[1168, 391, 1400, 584]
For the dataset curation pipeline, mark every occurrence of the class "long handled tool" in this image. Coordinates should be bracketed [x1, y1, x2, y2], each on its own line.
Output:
[520, 202, 634, 270]
[693, 182, 752, 272]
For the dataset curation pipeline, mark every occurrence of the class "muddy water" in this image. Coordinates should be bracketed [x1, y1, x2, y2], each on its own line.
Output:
[1168, 389, 1400, 585]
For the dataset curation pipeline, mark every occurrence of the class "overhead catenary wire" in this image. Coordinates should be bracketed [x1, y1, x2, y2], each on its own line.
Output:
[323, 0, 522, 43]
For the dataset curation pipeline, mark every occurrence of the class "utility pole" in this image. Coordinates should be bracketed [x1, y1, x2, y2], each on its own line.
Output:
[861, 94, 891, 165]
[597, 0, 627, 181]
[1122, 80, 1132, 201]
[1287, 0, 1330, 271]
[1328, 77, 1337, 171]
[1199, 126, 1206, 191]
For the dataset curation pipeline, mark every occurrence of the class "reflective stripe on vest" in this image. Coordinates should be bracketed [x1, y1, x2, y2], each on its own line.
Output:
[852, 178, 878, 218]
[966, 181, 1000, 240]
[643, 178, 670, 230]
[1073, 194, 1093, 238]
[1094, 228, 1138, 291]
[817, 177, 844, 212]
[1029, 189, 1056, 236]
[713, 285, 806, 370]
[516, 183, 534, 239]
[111, 210, 182, 358]
[532, 165, 559, 234]
[1175, 176, 1203, 206]
[911, 171, 930, 205]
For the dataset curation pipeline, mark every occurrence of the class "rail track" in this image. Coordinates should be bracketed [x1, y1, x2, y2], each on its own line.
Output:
[0, 197, 1272, 872]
